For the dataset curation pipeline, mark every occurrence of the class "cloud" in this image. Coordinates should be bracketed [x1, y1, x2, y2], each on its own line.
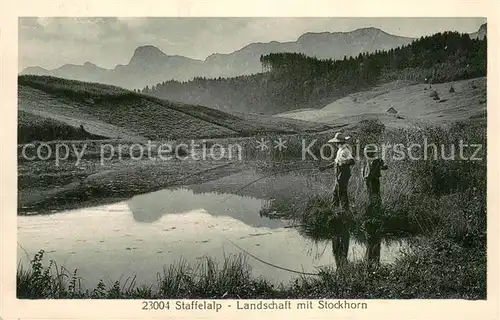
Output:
[20, 17, 130, 42]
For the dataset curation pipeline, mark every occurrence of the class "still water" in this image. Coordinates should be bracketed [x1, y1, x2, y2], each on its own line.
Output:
[18, 175, 407, 289]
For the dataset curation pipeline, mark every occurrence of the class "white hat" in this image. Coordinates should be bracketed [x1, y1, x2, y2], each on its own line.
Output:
[328, 132, 351, 143]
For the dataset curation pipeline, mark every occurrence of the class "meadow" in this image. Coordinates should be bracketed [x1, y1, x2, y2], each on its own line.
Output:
[17, 116, 487, 299]
[19, 75, 329, 143]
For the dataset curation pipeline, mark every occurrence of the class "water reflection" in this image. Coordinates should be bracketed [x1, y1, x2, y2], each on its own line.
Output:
[18, 204, 362, 288]
[127, 188, 285, 228]
[18, 170, 409, 288]
[188, 170, 330, 203]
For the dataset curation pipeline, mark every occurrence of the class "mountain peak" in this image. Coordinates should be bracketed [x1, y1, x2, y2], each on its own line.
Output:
[130, 45, 167, 63]
[351, 27, 387, 36]
[20, 66, 48, 75]
[297, 27, 392, 42]
[83, 61, 98, 68]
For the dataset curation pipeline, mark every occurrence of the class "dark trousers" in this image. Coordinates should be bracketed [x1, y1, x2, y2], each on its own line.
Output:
[366, 179, 381, 198]
[332, 173, 351, 213]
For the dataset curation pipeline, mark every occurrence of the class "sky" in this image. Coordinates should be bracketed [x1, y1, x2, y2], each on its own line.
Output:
[18, 17, 486, 71]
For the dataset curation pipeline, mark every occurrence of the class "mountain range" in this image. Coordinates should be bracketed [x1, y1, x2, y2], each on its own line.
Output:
[20, 24, 487, 91]
[20, 27, 415, 90]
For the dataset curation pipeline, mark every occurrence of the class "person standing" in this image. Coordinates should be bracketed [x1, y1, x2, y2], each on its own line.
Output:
[320, 132, 356, 268]
[362, 148, 388, 265]
[321, 132, 356, 213]
[363, 148, 388, 206]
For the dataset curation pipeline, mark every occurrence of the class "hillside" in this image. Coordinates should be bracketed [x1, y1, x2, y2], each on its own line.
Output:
[20, 27, 414, 90]
[18, 110, 108, 143]
[277, 77, 487, 128]
[146, 30, 486, 115]
[17, 75, 329, 143]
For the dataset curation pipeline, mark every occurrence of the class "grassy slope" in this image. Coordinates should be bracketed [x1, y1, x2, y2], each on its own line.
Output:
[277, 77, 486, 128]
[18, 110, 108, 143]
[18, 75, 329, 142]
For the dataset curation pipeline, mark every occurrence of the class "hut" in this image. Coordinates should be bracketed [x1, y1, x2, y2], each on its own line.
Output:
[386, 107, 398, 114]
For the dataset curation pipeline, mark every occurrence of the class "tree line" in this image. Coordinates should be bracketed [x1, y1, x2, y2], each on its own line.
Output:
[142, 31, 486, 115]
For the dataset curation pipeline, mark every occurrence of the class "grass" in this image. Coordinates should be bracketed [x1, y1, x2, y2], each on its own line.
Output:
[259, 117, 486, 234]
[16, 114, 487, 299]
[19, 75, 329, 142]
[18, 236, 486, 299]
[279, 77, 486, 127]
[256, 117, 486, 299]
[290, 235, 485, 299]
[18, 110, 107, 143]
[18, 151, 487, 299]
[18, 74, 133, 100]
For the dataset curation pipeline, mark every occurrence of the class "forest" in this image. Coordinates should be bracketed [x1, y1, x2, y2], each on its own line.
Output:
[142, 32, 487, 115]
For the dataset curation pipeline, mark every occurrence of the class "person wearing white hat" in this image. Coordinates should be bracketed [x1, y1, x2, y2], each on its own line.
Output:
[319, 132, 355, 268]
[320, 132, 356, 213]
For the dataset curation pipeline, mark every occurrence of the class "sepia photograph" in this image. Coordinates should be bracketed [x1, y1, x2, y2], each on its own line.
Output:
[15, 16, 487, 302]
